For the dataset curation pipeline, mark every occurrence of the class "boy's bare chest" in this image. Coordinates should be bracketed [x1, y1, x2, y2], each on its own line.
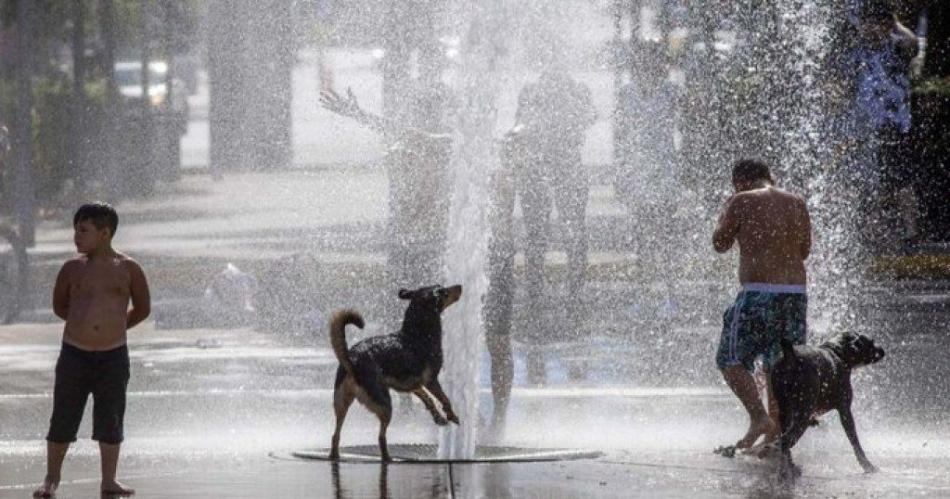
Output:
[70, 264, 131, 300]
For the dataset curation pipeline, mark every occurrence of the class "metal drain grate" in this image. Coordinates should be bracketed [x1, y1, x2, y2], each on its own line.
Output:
[292, 444, 602, 463]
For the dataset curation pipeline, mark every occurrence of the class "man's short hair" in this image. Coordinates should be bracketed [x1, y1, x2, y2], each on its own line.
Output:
[74, 202, 119, 236]
[732, 159, 774, 185]
[859, 0, 893, 24]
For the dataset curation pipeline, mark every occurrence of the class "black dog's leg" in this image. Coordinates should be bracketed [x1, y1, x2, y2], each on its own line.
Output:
[426, 379, 459, 424]
[330, 384, 356, 460]
[778, 410, 809, 481]
[357, 376, 394, 462]
[413, 388, 448, 426]
[377, 408, 392, 462]
[838, 403, 877, 473]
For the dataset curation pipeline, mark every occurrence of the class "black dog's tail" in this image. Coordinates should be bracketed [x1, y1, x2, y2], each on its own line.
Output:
[329, 309, 364, 377]
[780, 338, 796, 359]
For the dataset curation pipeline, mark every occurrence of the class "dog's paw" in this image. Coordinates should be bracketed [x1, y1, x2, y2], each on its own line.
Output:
[447, 412, 460, 425]
[713, 445, 736, 458]
[433, 414, 449, 426]
[778, 463, 801, 483]
[754, 442, 780, 460]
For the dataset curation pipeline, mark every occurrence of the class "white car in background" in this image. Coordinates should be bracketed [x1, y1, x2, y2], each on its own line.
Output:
[115, 60, 189, 133]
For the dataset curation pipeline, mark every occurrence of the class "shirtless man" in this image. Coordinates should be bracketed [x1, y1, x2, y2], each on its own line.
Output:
[712, 159, 811, 450]
[34, 203, 150, 497]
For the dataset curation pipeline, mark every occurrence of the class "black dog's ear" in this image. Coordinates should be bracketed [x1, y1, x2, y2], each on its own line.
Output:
[398, 289, 413, 300]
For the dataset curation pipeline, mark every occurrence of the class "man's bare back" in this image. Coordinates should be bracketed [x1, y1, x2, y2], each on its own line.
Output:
[712, 163, 812, 452]
[55, 252, 149, 351]
[713, 185, 811, 285]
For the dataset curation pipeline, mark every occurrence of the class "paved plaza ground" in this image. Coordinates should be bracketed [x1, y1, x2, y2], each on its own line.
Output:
[1, 321, 949, 498]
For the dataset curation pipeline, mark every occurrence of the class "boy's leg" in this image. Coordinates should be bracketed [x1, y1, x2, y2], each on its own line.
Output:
[33, 442, 69, 497]
[92, 349, 132, 494]
[37, 347, 91, 497]
[100, 442, 134, 495]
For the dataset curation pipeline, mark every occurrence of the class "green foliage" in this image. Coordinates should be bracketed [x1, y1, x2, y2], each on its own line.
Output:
[0, 75, 108, 206]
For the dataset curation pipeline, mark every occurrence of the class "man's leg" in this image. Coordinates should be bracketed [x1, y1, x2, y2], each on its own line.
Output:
[721, 365, 776, 448]
[485, 165, 517, 429]
[486, 333, 513, 430]
[764, 369, 781, 442]
[554, 166, 589, 302]
[518, 163, 551, 384]
[553, 160, 589, 380]
[485, 239, 515, 428]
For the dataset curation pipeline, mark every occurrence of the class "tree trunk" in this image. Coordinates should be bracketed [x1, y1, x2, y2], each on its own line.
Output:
[98, 0, 119, 199]
[208, 0, 249, 173]
[11, 0, 36, 246]
[71, 0, 87, 194]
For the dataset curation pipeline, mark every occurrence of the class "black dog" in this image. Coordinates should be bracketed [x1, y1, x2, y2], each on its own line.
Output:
[329, 284, 462, 461]
[771, 332, 885, 478]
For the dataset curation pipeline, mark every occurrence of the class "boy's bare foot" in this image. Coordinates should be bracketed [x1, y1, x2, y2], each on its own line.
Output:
[735, 417, 777, 449]
[32, 476, 59, 498]
[101, 480, 135, 496]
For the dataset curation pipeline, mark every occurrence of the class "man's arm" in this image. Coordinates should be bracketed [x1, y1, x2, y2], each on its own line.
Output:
[712, 195, 741, 253]
[799, 199, 812, 260]
[52, 263, 72, 320]
[893, 19, 919, 62]
[319, 87, 391, 135]
[126, 260, 151, 329]
[319, 87, 444, 142]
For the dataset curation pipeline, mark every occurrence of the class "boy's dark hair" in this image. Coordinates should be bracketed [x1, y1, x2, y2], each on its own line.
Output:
[74, 202, 119, 236]
[732, 159, 774, 185]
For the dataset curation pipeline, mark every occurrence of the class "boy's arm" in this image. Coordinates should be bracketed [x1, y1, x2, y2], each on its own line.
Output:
[52, 263, 72, 320]
[712, 195, 741, 253]
[126, 260, 151, 329]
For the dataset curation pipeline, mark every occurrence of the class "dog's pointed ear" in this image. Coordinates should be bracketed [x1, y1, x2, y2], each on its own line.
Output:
[398, 289, 412, 300]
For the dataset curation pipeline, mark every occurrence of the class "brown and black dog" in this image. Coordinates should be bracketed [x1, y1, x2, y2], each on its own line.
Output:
[771, 332, 886, 479]
[329, 284, 462, 461]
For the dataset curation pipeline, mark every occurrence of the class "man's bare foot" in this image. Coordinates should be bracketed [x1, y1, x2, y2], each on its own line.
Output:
[735, 417, 777, 449]
[101, 480, 135, 496]
[32, 476, 59, 498]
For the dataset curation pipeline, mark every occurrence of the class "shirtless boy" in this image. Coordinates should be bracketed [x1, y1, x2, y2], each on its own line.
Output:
[34, 203, 150, 497]
[712, 159, 811, 450]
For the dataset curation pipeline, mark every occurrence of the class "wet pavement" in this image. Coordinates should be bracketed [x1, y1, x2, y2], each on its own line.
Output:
[1, 322, 949, 498]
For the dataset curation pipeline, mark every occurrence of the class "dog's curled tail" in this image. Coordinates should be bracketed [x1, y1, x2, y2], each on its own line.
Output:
[330, 309, 364, 377]
[780, 338, 796, 359]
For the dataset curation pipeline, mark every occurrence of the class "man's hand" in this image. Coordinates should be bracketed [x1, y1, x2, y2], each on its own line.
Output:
[319, 87, 363, 119]
[713, 194, 741, 253]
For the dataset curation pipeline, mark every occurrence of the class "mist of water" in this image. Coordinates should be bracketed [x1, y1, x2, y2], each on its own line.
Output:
[437, 0, 505, 461]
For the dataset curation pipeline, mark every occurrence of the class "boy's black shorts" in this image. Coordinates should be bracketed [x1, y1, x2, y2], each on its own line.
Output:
[46, 342, 130, 444]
